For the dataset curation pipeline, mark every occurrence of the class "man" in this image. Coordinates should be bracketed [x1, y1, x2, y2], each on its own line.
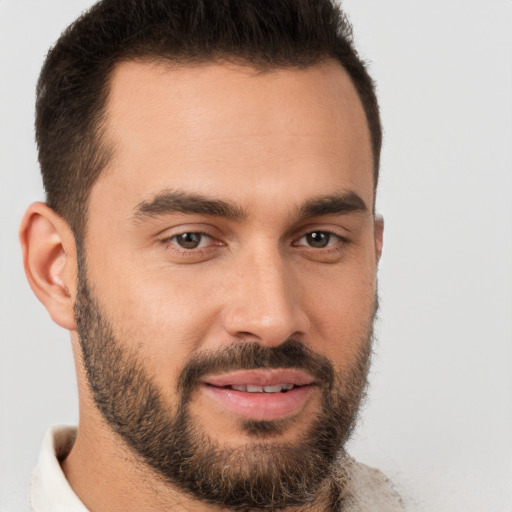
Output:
[19, 0, 402, 510]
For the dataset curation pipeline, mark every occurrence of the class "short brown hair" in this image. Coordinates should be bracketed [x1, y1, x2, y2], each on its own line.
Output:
[36, 0, 381, 238]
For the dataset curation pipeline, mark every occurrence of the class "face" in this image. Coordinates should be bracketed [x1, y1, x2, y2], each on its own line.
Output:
[75, 60, 381, 509]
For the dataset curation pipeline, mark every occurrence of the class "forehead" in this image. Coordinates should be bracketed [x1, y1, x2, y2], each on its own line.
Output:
[94, 59, 373, 215]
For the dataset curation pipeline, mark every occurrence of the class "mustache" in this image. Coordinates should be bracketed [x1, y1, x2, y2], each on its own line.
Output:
[178, 339, 335, 395]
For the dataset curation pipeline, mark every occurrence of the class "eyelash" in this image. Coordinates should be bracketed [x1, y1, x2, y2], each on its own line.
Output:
[292, 230, 348, 250]
[162, 232, 218, 253]
[161, 230, 348, 254]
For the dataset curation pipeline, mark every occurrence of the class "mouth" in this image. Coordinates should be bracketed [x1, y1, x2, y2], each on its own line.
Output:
[225, 383, 295, 393]
[200, 369, 317, 421]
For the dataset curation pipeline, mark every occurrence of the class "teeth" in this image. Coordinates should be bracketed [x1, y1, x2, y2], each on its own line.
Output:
[263, 385, 282, 393]
[230, 384, 295, 393]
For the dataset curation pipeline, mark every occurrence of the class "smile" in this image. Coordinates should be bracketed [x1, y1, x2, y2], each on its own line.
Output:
[200, 369, 317, 421]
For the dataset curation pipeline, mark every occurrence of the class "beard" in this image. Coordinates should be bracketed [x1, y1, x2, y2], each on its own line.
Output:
[74, 258, 376, 511]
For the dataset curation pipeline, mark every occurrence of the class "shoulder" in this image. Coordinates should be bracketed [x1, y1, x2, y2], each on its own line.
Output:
[334, 457, 404, 512]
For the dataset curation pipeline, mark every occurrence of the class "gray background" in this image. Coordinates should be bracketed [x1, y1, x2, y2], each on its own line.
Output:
[1, 1, 512, 510]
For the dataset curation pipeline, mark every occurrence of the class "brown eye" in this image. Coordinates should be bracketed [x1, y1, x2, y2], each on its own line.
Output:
[305, 231, 332, 248]
[172, 232, 206, 249]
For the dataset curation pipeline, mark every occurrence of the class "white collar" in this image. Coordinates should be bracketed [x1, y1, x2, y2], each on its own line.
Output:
[30, 426, 88, 512]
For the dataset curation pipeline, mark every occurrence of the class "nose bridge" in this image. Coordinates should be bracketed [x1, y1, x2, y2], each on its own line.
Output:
[223, 242, 308, 345]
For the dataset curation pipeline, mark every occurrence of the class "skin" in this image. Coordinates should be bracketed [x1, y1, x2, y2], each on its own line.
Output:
[20, 59, 383, 511]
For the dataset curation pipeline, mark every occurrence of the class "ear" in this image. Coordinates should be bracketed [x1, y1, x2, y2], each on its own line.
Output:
[20, 202, 78, 331]
[374, 215, 384, 263]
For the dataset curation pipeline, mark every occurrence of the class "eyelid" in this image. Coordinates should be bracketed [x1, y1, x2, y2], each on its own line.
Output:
[160, 230, 222, 249]
[155, 221, 222, 238]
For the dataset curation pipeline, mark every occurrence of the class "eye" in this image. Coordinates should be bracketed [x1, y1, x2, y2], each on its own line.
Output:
[295, 231, 340, 249]
[169, 232, 212, 249]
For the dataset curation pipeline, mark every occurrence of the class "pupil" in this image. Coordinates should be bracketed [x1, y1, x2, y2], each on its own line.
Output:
[177, 233, 201, 249]
[307, 232, 329, 248]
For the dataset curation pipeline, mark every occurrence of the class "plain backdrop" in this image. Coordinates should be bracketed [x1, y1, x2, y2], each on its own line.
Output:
[1, 1, 511, 511]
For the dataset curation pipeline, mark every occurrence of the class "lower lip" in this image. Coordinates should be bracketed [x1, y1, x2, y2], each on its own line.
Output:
[201, 384, 315, 421]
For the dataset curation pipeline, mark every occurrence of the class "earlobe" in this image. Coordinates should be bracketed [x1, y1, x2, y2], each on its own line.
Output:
[19, 202, 78, 331]
[374, 215, 384, 263]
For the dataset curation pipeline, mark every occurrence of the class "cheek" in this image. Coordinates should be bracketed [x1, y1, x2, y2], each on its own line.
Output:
[87, 254, 222, 395]
[300, 257, 377, 365]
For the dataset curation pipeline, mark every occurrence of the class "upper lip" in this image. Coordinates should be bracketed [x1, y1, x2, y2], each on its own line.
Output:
[202, 368, 315, 388]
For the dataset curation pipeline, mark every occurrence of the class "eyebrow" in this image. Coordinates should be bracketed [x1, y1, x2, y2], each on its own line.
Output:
[133, 190, 247, 221]
[298, 191, 368, 218]
[132, 189, 368, 223]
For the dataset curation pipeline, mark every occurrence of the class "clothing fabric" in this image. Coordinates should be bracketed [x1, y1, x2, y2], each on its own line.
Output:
[31, 425, 403, 511]
[31, 426, 88, 512]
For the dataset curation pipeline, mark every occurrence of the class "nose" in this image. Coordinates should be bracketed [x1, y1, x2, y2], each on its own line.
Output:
[222, 245, 310, 346]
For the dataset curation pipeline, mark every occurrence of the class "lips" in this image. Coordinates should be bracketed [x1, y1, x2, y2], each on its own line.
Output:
[203, 368, 315, 388]
[201, 369, 316, 421]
